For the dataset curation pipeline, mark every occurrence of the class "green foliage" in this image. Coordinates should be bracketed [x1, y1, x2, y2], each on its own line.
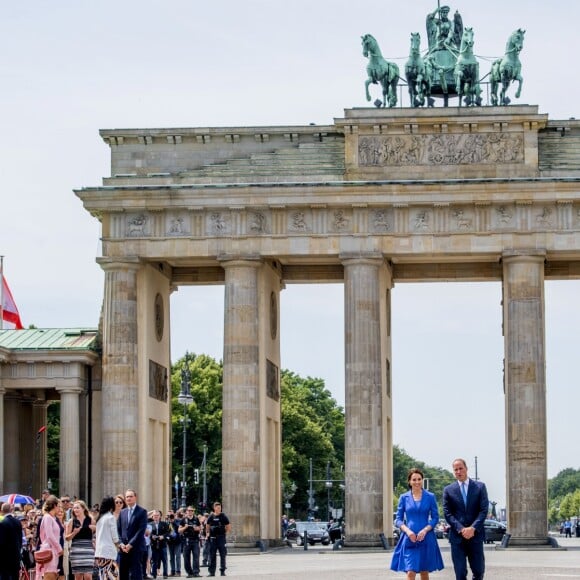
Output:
[549, 468, 580, 499]
[47, 402, 60, 494]
[547, 468, 580, 524]
[280, 371, 345, 519]
[171, 353, 223, 508]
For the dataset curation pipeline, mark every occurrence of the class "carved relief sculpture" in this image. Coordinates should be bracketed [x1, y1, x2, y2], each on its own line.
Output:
[249, 211, 266, 233]
[358, 133, 524, 166]
[372, 210, 391, 231]
[127, 214, 148, 236]
[333, 210, 350, 231]
[496, 206, 513, 224]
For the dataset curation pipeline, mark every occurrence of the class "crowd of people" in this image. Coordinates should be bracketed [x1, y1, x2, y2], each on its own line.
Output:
[0, 489, 231, 580]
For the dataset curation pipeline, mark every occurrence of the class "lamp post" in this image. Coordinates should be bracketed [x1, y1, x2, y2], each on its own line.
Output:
[174, 475, 180, 510]
[177, 354, 193, 508]
[325, 461, 333, 521]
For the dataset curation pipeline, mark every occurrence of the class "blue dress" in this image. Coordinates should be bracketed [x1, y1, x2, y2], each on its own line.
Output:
[390, 490, 444, 573]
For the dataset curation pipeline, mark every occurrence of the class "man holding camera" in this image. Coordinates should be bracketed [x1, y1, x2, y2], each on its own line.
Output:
[178, 507, 201, 578]
[205, 503, 231, 578]
[150, 510, 170, 578]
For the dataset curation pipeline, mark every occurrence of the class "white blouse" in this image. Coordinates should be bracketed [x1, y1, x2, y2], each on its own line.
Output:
[94, 512, 120, 560]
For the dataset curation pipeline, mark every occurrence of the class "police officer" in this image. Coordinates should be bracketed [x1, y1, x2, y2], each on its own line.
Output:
[205, 503, 231, 577]
[178, 507, 201, 578]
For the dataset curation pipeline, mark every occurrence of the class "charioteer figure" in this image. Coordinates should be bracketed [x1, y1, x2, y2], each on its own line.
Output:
[426, 4, 463, 53]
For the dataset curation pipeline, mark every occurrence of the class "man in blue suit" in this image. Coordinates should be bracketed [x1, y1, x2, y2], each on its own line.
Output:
[443, 458, 489, 580]
[118, 489, 148, 580]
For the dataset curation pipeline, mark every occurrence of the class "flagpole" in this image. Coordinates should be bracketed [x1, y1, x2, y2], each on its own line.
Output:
[0, 255, 4, 330]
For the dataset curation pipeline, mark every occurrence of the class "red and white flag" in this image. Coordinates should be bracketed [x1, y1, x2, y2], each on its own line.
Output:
[1, 275, 24, 329]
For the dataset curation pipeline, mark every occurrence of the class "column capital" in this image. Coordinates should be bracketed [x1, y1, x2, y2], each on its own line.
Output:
[55, 386, 84, 395]
[502, 249, 546, 262]
[340, 252, 386, 267]
[97, 257, 142, 272]
[218, 254, 263, 268]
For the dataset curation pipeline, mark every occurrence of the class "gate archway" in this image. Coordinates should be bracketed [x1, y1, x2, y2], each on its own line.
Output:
[77, 105, 580, 547]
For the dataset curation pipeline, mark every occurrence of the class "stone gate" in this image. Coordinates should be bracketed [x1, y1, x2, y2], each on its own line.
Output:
[76, 105, 580, 547]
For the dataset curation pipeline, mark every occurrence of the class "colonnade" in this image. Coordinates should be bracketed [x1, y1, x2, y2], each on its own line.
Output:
[95, 247, 551, 546]
[0, 386, 85, 499]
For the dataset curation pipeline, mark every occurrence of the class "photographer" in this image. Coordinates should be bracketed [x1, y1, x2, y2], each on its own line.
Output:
[205, 503, 231, 578]
[166, 511, 182, 577]
[150, 510, 170, 578]
[178, 507, 201, 578]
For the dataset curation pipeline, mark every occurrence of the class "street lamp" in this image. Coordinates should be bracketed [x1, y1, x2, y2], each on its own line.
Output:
[177, 354, 193, 508]
[174, 475, 180, 510]
[325, 461, 333, 521]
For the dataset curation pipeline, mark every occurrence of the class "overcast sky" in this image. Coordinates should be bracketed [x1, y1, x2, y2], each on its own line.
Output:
[2, 0, 580, 508]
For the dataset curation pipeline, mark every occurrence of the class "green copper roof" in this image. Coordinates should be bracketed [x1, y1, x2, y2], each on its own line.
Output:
[0, 328, 98, 350]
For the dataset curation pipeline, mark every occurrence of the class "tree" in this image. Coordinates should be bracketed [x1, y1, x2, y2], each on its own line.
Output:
[280, 371, 345, 519]
[171, 353, 224, 508]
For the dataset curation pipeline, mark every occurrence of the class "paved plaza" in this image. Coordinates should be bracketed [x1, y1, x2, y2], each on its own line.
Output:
[221, 537, 580, 579]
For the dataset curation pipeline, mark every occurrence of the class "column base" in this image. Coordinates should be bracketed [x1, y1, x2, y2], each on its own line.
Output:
[496, 535, 564, 550]
[343, 533, 386, 548]
[227, 538, 287, 552]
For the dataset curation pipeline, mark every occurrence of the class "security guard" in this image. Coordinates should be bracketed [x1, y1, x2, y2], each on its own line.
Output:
[178, 506, 201, 578]
[205, 503, 231, 577]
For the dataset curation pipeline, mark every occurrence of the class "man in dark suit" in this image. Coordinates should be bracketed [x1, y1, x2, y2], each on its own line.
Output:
[443, 458, 489, 580]
[150, 510, 170, 578]
[0, 503, 23, 580]
[118, 489, 148, 580]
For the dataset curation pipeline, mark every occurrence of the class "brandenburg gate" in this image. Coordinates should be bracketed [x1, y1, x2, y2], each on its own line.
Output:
[77, 105, 580, 548]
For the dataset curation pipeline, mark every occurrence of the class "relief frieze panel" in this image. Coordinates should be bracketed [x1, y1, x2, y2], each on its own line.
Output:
[248, 211, 269, 234]
[126, 213, 150, 237]
[371, 209, 392, 232]
[166, 214, 189, 236]
[288, 209, 312, 233]
[207, 211, 230, 235]
[358, 133, 524, 166]
[109, 202, 577, 240]
[330, 209, 352, 233]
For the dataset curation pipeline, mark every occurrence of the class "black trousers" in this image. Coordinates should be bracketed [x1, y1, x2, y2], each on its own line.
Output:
[208, 536, 227, 575]
[182, 539, 200, 575]
[151, 545, 168, 577]
[450, 537, 485, 580]
[119, 548, 145, 580]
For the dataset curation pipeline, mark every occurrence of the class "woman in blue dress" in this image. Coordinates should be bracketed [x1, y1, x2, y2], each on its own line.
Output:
[391, 468, 444, 579]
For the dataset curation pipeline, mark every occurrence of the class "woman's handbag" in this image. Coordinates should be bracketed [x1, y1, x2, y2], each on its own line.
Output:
[34, 546, 53, 564]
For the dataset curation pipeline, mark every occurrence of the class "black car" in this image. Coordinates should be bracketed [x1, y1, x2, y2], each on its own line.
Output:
[285, 521, 331, 546]
[484, 519, 507, 543]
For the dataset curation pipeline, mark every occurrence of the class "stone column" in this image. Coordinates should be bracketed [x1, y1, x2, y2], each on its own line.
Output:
[0, 387, 5, 493]
[502, 251, 550, 546]
[56, 387, 82, 498]
[220, 258, 261, 545]
[31, 396, 49, 499]
[99, 258, 140, 495]
[342, 254, 388, 546]
[4, 395, 20, 491]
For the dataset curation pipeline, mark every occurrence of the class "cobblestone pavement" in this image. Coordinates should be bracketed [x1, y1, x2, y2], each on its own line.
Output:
[215, 537, 580, 579]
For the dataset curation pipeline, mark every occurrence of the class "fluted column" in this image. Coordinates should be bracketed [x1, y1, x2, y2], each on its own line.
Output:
[502, 251, 550, 546]
[0, 387, 5, 493]
[99, 258, 140, 495]
[31, 396, 49, 499]
[56, 387, 82, 497]
[4, 395, 20, 491]
[220, 258, 261, 545]
[342, 254, 389, 546]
